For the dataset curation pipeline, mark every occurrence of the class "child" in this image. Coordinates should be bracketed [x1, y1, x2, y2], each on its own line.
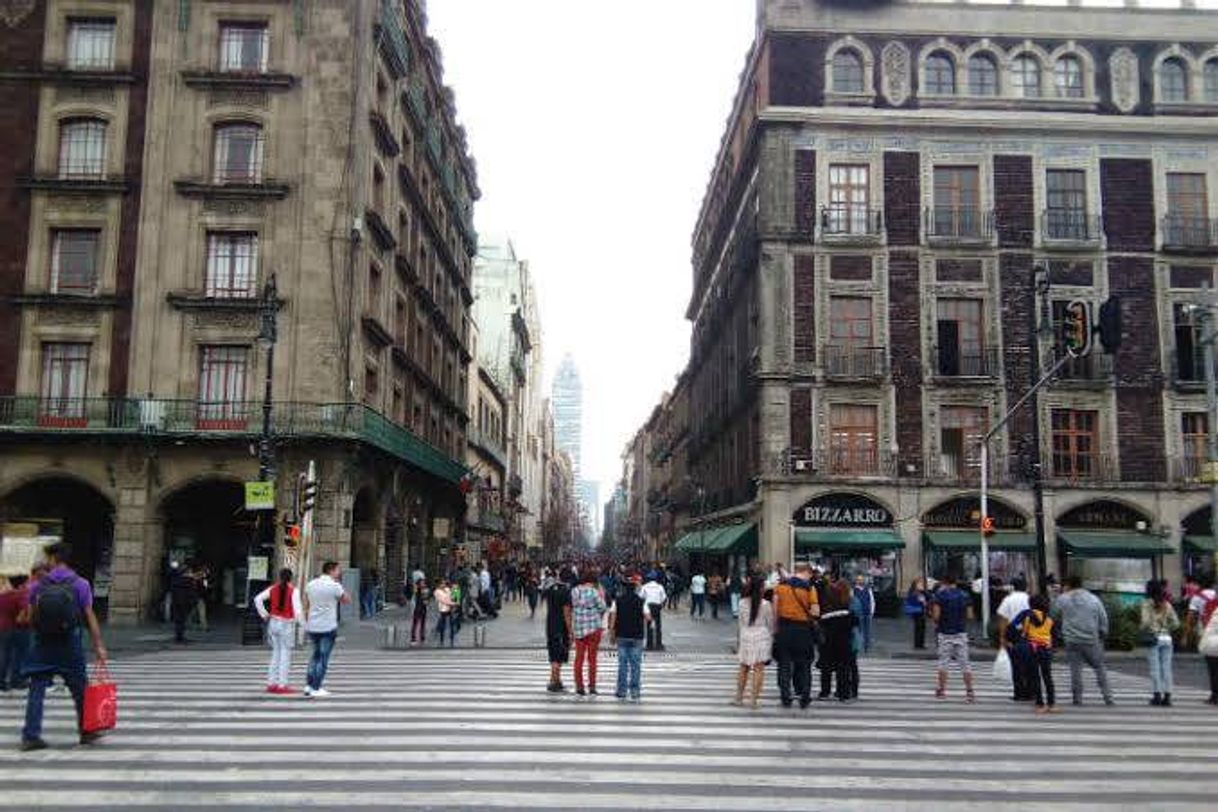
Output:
[1018, 594, 1057, 714]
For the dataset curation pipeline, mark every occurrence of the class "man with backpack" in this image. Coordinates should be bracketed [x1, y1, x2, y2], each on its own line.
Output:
[20, 542, 108, 751]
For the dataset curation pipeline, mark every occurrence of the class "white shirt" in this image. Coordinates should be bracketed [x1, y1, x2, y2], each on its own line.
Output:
[253, 584, 304, 622]
[997, 591, 1030, 622]
[479, 569, 491, 591]
[305, 574, 346, 633]
[690, 574, 707, 595]
[411, 569, 425, 585]
[639, 581, 667, 606]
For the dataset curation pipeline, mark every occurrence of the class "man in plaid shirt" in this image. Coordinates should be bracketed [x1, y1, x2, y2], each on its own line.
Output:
[570, 570, 608, 696]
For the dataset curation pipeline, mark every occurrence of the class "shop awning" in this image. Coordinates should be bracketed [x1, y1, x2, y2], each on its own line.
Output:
[1183, 535, 1218, 554]
[674, 523, 757, 556]
[794, 528, 905, 551]
[1058, 531, 1172, 558]
[923, 530, 1037, 552]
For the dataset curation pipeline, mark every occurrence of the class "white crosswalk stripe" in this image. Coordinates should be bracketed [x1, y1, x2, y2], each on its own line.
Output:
[0, 647, 1214, 810]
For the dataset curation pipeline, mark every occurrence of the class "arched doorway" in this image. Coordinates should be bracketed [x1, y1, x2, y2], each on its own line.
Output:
[0, 476, 114, 619]
[349, 487, 379, 573]
[161, 479, 256, 622]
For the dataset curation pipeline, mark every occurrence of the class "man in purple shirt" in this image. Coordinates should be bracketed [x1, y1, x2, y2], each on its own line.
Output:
[20, 542, 108, 752]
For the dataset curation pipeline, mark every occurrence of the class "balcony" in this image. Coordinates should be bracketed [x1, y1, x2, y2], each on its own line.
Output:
[1041, 211, 1102, 246]
[0, 397, 468, 484]
[814, 448, 898, 479]
[1170, 455, 1211, 486]
[823, 345, 887, 380]
[926, 454, 1028, 487]
[466, 425, 507, 469]
[1161, 215, 1218, 254]
[1047, 451, 1119, 485]
[924, 207, 993, 244]
[1053, 351, 1113, 384]
[820, 206, 883, 243]
[932, 346, 1000, 380]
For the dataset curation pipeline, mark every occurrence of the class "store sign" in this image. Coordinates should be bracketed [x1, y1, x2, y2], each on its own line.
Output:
[794, 493, 892, 527]
[244, 481, 275, 511]
[1058, 500, 1149, 530]
[922, 497, 1026, 530]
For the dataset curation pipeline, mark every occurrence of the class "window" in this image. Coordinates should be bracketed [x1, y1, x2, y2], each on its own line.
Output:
[394, 296, 407, 346]
[57, 119, 106, 179]
[1173, 303, 1204, 382]
[1160, 58, 1188, 103]
[1011, 55, 1041, 98]
[368, 263, 382, 316]
[925, 52, 955, 95]
[205, 233, 258, 298]
[50, 229, 100, 294]
[1206, 60, 1218, 102]
[1182, 412, 1208, 480]
[1165, 173, 1209, 247]
[392, 385, 404, 425]
[1045, 169, 1088, 240]
[372, 164, 386, 212]
[39, 343, 89, 425]
[829, 296, 872, 346]
[219, 22, 268, 72]
[66, 19, 115, 71]
[213, 123, 264, 183]
[1054, 55, 1084, 98]
[1051, 409, 1098, 479]
[968, 54, 998, 96]
[826, 165, 870, 234]
[364, 360, 380, 405]
[940, 406, 987, 481]
[198, 346, 249, 429]
[936, 298, 986, 376]
[832, 49, 865, 94]
[829, 404, 879, 475]
[932, 166, 981, 237]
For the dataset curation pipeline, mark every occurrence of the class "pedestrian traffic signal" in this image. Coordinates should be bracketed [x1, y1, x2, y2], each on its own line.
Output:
[284, 523, 301, 549]
[1062, 299, 1092, 358]
[981, 516, 995, 536]
[1098, 296, 1122, 354]
[296, 473, 318, 516]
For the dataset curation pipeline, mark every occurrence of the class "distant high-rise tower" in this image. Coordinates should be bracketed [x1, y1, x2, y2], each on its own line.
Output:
[552, 355, 583, 480]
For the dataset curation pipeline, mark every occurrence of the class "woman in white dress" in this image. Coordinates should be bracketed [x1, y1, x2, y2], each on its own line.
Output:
[734, 574, 775, 708]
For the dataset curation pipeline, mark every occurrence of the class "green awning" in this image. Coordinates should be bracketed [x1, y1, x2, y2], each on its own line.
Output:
[674, 523, 757, 556]
[1184, 535, 1218, 554]
[1058, 531, 1173, 559]
[794, 528, 904, 551]
[923, 530, 1037, 552]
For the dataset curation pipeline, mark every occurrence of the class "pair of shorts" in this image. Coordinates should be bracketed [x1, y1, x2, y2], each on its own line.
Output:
[937, 632, 972, 672]
[547, 635, 570, 664]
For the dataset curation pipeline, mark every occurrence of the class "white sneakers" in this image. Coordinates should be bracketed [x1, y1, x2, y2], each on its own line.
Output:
[304, 687, 332, 698]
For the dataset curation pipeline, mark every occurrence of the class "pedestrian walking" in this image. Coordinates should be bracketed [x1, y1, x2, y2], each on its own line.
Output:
[410, 578, 430, 645]
[1198, 591, 1218, 705]
[359, 568, 379, 620]
[610, 574, 648, 701]
[571, 570, 607, 696]
[689, 570, 707, 618]
[772, 562, 819, 709]
[303, 561, 349, 698]
[525, 572, 540, 619]
[728, 571, 743, 620]
[1013, 594, 1057, 714]
[19, 542, 108, 751]
[1184, 577, 1215, 653]
[189, 563, 211, 633]
[733, 574, 773, 709]
[433, 579, 457, 646]
[997, 576, 1033, 702]
[0, 574, 32, 692]
[253, 568, 303, 695]
[708, 572, 725, 620]
[817, 580, 857, 702]
[931, 574, 975, 703]
[1140, 579, 1180, 707]
[168, 561, 196, 645]
[639, 572, 667, 651]
[1051, 574, 1114, 707]
[852, 574, 875, 654]
[543, 569, 574, 693]
[905, 578, 929, 650]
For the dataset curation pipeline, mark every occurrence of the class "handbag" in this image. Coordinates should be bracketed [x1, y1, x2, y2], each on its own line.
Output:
[82, 661, 118, 734]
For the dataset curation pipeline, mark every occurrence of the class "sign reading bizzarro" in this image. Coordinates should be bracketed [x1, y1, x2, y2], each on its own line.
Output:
[794, 493, 892, 527]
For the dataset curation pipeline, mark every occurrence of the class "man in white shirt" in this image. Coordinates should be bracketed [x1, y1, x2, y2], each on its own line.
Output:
[996, 576, 1032, 702]
[639, 574, 668, 651]
[689, 571, 707, 619]
[303, 561, 350, 698]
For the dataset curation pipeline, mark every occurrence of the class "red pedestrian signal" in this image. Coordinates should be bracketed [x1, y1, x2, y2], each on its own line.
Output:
[284, 524, 301, 549]
[981, 516, 995, 536]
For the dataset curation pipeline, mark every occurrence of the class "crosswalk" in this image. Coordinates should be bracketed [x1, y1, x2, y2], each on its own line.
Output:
[0, 646, 1214, 810]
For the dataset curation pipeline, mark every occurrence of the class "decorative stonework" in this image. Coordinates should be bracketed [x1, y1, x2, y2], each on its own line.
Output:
[191, 311, 258, 332]
[1109, 48, 1140, 114]
[36, 308, 101, 326]
[201, 198, 265, 216]
[207, 89, 269, 109]
[880, 42, 911, 106]
[54, 86, 117, 107]
[0, 0, 35, 28]
[47, 194, 109, 214]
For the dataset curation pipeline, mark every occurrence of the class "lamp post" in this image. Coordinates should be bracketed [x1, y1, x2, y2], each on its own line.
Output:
[241, 273, 277, 645]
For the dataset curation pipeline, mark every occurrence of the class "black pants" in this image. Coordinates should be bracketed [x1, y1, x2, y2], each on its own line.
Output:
[913, 615, 926, 649]
[1012, 643, 1035, 701]
[646, 604, 663, 650]
[171, 601, 191, 642]
[1031, 647, 1056, 707]
[710, 595, 720, 619]
[1206, 656, 1218, 699]
[775, 622, 814, 704]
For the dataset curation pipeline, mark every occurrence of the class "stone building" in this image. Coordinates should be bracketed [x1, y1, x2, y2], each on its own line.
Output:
[652, 0, 1218, 607]
[463, 322, 508, 563]
[0, 0, 478, 622]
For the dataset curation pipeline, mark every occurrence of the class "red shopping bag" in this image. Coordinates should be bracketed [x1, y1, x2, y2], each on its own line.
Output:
[82, 661, 117, 734]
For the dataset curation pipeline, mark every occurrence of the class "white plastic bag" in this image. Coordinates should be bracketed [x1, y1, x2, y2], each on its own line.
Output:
[992, 648, 1013, 686]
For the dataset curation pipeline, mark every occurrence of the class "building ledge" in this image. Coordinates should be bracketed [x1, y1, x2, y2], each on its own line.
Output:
[394, 252, 418, 285]
[0, 67, 135, 85]
[17, 176, 130, 194]
[370, 111, 401, 158]
[6, 293, 124, 308]
[1153, 101, 1218, 117]
[918, 95, 1099, 113]
[167, 292, 285, 311]
[364, 209, 397, 251]
[174, 180, 290, 200]
[361, 315, 394, 348]
[180, 70, 297, 91]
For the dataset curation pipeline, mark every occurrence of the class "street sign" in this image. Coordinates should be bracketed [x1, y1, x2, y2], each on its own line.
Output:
[244, 481, 275, 511]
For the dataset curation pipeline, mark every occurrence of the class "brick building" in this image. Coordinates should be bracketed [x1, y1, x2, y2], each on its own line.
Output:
[0, 1, 478, 622]
[648, 0, 1218, 606]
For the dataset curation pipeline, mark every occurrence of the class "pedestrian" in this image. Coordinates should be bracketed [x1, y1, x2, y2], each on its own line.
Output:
[410, 578, 430, 646]
[852, 573, 875, 654]
[1051, 574, 1114, 707]
[639, 572, 667, 651]
[359, 568, 379, 620]
[571, 569, 607, 696]
[905, 577, 929, 650]
[689, 569, 707, 618]
[708, 571, 725, 620]
[931, 573, 975, 703]
[525, 571, 540, 619]
[168, 560, 196, 644]
[772, 562, 819, 709]
[817, 580, 857, 703]
[997, 576, 1033, 702]
[19, 542, 108, 751]
[1186, 576, 1216, 653]
[1198, 591, 1218, 705]
[0, 574, 32, 692]
[463, 570, 487, 648]
[253, 568, 303, 695]
[1014, 594, 1057, 714]
[733, 574, 773, 709]
[190, 563, 211, 633]
[543, 569, 573, 693]
[303, 561, 349, 698]
[1140, 579, 1180, 707]
[728, 571, 743, 620]
[433, 579, 457, 646]
[609, 574, 648, 701]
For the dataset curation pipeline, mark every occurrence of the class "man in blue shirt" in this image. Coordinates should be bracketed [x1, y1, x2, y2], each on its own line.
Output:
[931, 574, 975, 703]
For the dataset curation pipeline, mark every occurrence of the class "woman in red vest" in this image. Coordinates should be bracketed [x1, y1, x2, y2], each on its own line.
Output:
[254, 569, 304, 695]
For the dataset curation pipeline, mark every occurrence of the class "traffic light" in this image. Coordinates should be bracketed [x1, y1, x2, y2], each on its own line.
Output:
[981, 516, 996, 536]
[1062, 299, 1092, 358]
[1098, 296, 1122, 354]
[284, 523, 301, 549]
[296, 473, 318, 517]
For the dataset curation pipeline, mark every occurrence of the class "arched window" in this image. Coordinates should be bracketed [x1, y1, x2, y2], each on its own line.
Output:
[925, 52, 955, 95]
[1160, 57, 1188, 102]
[57, 118, 107, 179]
[1011, 55, 1041, 98]
[968, 54, 998, 96]
[1054, 55, 1084, 99]
[212, 122, 264, 183]
[832, 49, 865, 94]
[1206, 59, 1218, 102]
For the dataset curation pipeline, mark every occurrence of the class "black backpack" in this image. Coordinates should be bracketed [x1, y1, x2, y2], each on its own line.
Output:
[35, 578, 82, 637]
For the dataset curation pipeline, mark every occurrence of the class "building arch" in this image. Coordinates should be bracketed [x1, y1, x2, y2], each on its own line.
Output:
[918, 39, 964, 96]
[1047, 41, 1097, 99]
[1055, 496, 1153, 527]
[1151, 44, 1198, 104]
[962, 40, 1004, 97]
[824, 35, 875, 98]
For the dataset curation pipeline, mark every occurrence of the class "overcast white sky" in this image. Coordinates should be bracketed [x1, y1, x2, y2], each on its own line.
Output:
[429, 1, 758, 505]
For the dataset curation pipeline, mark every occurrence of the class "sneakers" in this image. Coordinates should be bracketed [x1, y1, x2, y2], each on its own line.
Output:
[1035, 705, 1050, 715]
[271, 685, 297, 696]
[588, 687, 598, 695]
[934, 688, 947, 699]
[546, 681, 564, 694]
[309, 688, 332, 698]
[79, 731, 104, 746]
[575, 687, 587, 696]
[19, 738, 48, 752]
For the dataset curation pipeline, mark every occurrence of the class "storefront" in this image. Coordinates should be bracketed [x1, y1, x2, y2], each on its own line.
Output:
[1057, 500, 1171, 604]
[791, 493, 903, 614]
[1181, 506, 1217, 583]
[673, 522, 758, 578]
[921, 496, 1036, 587]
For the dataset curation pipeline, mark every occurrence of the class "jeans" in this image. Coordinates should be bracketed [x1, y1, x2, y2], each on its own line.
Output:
[22, 632, 88, 742]
[730, 592, 741, 618]
[306, 630, 337, 690]
[1011, 642, 1035, 701]
[646, 604, 664, 650]
[1065, 640, 1113, 704]
[690, 594, 705, 617]
[411, 608, 428, 642]
[361, 588, 377, 619]
[265, 618, 295, 687]
[574, 630, 603, 690]
[858, 614, 872, 652]
[1147, 637, 1174, 695]
[0, 629, 31, 689]
[774, 621, 814, 704]
[710, 594, 721, 619]
[435, 612, 456, 645]
[912, 614, 926, 649]
[616, 638, 643, 698]
[1031, 646, 1056, 707]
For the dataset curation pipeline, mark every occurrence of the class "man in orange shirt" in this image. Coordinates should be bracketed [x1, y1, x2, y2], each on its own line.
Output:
[772, 562, 820, 708]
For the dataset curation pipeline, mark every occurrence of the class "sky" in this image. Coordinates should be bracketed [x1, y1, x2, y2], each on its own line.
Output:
[428, 1, 758, 509]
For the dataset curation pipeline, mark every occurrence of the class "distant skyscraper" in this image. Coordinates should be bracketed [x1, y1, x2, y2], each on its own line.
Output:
[552, 355, 583, 479]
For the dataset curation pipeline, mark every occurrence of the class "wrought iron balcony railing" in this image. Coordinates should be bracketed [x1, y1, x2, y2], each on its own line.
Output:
[823, 344, 888, 379]
[815, 448, 898, 478]
[1042, 211, 1102, 243]
[820, 206, 884, 239]
[1170, 455, 1210, 485]
[924, 206, 993, 241]
[1053, 351, 1113, 382]
[933, 345, 1000, 378]
[1047, 451, 1119, 484]
[926, 454, 1028, 487]
[1161, 215, 1218, 252]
